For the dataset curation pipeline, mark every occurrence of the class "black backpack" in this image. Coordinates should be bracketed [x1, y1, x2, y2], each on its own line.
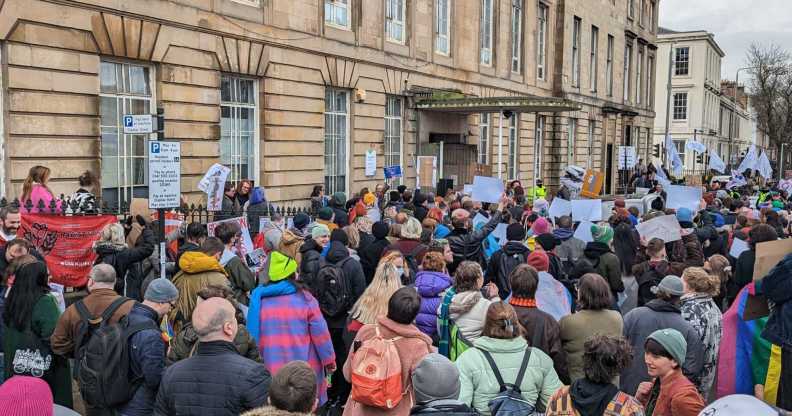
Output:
[314, 258, 353, 318]
[477, 347, 538, 416]
[496, 251, 526, 299]
[77, 306, 159, 408]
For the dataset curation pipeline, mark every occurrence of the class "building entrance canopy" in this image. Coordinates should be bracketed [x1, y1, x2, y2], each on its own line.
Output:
[415, 94, 581, 114]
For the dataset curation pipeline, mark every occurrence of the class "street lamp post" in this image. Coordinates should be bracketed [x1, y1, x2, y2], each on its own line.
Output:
[733, 67, 757, 161]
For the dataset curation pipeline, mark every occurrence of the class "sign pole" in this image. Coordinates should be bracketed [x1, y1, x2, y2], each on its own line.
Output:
[158, 208, 166, 279]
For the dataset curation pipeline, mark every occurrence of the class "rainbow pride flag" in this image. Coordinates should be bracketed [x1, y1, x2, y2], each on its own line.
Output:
[716, 282, 782, 405]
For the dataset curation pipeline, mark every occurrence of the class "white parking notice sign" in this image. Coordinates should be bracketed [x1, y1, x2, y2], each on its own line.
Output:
[123, 114, 154, 134]
[148, 141, 181, 209]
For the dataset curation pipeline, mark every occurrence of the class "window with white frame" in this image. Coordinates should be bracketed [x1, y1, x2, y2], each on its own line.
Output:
[587, 120, 595, 168]
[636, 46, 643, 105]
[324, 89, 349, 195]
[478, 113, 490, 165]
[567, 118, 577, 165]
[508, 114, 519, 179]
[606, 35, 614, 96]
[572, 17, 581, 87]
[590, 26, 599, 92]
[511, 0, 523, 73]
[480, 0, 494, 65]
[534, 115, 545, 180]
[674, 139, 686, 163]
[627, 0, 634, 19]
[673, 92, 688, 120]
[638, 0, 644, 26]
[221, 76, 258, 184]
[624, 41, 632, 102]
[385, 96, 403, 186]
[674, 47, 689, 76]
[325, 0, 350, 28]
[537, 2, 548, 79]
[435, 0, 450, 55]
[386, 0, 406, 43]
[100, 61, 153, 208]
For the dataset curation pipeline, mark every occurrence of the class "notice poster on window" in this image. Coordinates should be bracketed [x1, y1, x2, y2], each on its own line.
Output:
[365, 150, 377, 177]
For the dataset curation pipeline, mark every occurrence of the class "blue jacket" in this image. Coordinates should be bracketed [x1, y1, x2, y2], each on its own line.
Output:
[761, 254, 792, 348]
[117, 303, 166, 416]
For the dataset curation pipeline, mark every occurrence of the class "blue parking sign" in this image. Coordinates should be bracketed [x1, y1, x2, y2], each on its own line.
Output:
[124, 116, 133, 127]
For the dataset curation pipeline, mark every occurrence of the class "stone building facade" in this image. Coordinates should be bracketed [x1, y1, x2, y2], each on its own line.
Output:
[0, 0, 658, 206]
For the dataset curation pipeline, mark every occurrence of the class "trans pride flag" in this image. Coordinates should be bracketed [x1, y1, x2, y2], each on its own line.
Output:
[716, 282, 784, 406]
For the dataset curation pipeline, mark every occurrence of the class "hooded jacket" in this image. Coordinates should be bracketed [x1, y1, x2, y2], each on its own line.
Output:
[667, 232, 705, 276]
[761, 253, 792, 348]
[620, 299, 704, 396]
[511, 302, 570, 384]
[298, 238, 323, 287]
[342, 317, 433, 416]
[455, 336, 562, 415]
[221, 250, 257, 306]
[446, 212, 502, 275]
[486, 241, 531, 299]
[554, 229, 586, 271]
[170, 251, 230, 332]
[242, 407, 312, 416]
[324, 241, 366, 328]
[329, 194, 349, 228]
[119, 303, 167, 416]
[632, 260, 670, 308]
[415, 270, 453, 337]
[580, 242, 623, 295]
[545, 385, 644, 416]
[441, 291, 492, 343]
[278, 228, 306, 265]
[166, 319, 260, 365]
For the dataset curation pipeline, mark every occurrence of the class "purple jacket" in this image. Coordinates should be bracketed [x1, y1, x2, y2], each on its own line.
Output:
[415, 270, 453, 337]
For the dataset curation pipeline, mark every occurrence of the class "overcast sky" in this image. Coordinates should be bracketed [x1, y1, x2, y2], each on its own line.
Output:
[659, 0, 792, 81]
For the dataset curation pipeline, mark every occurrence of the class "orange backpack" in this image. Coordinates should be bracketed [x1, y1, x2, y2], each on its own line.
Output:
[349, 326, 406, 409]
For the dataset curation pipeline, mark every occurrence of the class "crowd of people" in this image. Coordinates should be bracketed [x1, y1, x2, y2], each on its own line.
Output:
[0, 164, 791, 416]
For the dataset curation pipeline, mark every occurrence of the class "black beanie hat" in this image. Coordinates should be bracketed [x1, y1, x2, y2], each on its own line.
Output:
[330, 229, 349, 246]
[414, 192, 428, 205]
[372, 221, 390, 240]
[397, 185, 407, 194]
[293, 213, 310, 230]
[536, 233, 559, 251]
[506, 223, 526, 242]
[389, 190, 401, 202]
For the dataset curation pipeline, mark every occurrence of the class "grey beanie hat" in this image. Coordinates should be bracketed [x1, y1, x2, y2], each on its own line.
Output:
[412, 353, 461, 403]
[651, 275, 684, 297]
[647, 328, 687, 366]
[144, 278, 179, 303]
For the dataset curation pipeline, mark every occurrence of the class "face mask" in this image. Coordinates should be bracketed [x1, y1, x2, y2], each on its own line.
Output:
[395, 267, 405, 277]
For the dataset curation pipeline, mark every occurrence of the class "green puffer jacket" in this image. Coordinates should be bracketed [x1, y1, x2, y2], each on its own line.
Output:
[166, 321, 261, 365]
[455, 336, 562, 415]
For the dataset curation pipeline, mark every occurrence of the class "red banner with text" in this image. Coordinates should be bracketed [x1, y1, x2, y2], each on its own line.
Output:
[20, 214, 118, 287]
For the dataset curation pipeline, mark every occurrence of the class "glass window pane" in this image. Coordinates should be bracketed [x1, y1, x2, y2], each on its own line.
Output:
[101, 156, 119, 188]
[221, 77, 232, 102]
[100, 62, 118, 94]
[127, 65, 150, 95]
[100, 97, 118, 126]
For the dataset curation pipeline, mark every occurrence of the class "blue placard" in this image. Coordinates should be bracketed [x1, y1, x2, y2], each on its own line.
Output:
[384, 165, 402, 179]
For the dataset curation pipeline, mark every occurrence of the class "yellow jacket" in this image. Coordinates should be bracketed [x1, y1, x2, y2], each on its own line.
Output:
[170, 251, 230, 332]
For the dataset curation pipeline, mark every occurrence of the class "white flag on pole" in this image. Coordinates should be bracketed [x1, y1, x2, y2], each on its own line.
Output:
[758, 151, 773, 179]
[737, 145, 759, 173]
[685, 140, 707, 154]
[708, 150, 727, 174]
[653, 159, 671, 187]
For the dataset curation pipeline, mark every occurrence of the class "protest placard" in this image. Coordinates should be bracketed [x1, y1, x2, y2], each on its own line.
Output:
[571, 199, 603, 222]
[729, 238, 750, 259]
[491, 223, 508, 246]
[753, 239, 792, 281]
[665, 185, 703, 212]
[198, 164, 231, 211]
[635, 215, 682, 243]
[580, 170, 604, 198]
[548, 198, 572, 220]
[472, 212, 488, 229]
[471, 176, 504, 203]
[574, 221, 595, 243]
[207, 217, 254, 258]
[20, 214, 118, 287]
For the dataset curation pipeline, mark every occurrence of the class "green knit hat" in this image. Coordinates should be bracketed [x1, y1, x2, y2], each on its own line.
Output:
[647, 328, 687, 366]
[267, 251, 297, 282]
[591, 224, 614, 245]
